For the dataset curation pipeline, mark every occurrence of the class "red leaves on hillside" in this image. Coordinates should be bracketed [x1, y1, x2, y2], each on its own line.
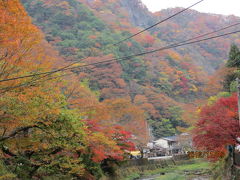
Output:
[86, 120, 135, 162]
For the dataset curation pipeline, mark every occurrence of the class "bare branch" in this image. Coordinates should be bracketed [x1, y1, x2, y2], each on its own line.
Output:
[0, 125, 38, 142]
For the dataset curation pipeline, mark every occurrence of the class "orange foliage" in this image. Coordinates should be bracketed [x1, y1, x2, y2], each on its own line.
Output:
[204, 66, 232, 96]
[0, 0, 63, 92]
[103, 98, 150, 145]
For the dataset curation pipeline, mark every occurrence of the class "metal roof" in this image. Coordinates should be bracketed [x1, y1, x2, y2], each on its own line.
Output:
[161, 136, 177, 142]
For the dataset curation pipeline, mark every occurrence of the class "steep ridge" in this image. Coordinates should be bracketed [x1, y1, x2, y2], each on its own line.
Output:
[85, 0, 240, 74]
[21, 0, 240, 138]
[153, 8, 240, 73]
[119, 0, 154, 28]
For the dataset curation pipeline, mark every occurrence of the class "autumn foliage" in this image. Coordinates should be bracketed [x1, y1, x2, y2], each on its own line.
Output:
[193, 94, 240, 159]
[0, 1, 143, 179]
[2, 0, 239, 178]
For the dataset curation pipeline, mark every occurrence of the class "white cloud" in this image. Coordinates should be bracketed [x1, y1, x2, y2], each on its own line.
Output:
[141, 0, 240, 17]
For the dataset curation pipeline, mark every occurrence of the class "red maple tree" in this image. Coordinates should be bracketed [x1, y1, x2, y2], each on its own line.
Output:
[193, 94, 240, 158]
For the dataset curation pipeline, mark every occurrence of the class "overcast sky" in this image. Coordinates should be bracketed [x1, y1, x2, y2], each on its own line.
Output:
[141, 0, 240, 17]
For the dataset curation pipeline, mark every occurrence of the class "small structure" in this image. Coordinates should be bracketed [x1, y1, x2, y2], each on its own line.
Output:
[153, 136, 181, 155]
[129, 151, 141, 159]
[146, 133, 192, 157]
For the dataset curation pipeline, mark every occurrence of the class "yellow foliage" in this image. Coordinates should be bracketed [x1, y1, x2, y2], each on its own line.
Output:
[207, 96, 218, 105]
[190, 84, 198, 92]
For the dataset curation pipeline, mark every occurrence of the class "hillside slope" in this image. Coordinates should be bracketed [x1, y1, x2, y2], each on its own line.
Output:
[21, 0, 240, 138]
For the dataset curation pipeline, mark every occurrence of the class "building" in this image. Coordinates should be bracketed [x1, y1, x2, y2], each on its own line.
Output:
[153, 136, 181, 155]
[147, 133, 192, 157]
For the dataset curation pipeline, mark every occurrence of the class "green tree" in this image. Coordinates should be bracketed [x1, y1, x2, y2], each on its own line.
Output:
[224, 44, 240, 92]
[226, 44, 240, 68]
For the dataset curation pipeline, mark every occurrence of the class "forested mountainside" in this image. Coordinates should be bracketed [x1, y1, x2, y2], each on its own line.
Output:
[2, 0, 240, 179]
[0, 1, 147, 178]
[21, 0, 240, 138]
[153, 9, 240, 73]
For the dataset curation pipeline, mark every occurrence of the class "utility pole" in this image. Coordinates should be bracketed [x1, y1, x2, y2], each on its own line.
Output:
[233, 77, 240, 169]
[237, 78, 240, 128]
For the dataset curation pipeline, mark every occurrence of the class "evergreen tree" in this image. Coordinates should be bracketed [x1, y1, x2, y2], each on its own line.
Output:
[224, 44, 240, 92]
[226, 44, 240, 68]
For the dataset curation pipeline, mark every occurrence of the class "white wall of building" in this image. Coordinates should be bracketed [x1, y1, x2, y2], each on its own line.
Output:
[154, 139, 169, 149]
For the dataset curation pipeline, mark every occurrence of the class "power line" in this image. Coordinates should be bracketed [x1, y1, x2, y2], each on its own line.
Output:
[1, 28, 239, 92]
[12, 27, 239, 91]
[0, 24, 239, 83]
[45, 0, 203, 67]
[113, 0, 204, 46]
[1, 0, 204, 82]
[0, 0, 205, 84]
[65, 30, 240, 71]
[0, 71, 73, 94]
[27, 28, 240, 81]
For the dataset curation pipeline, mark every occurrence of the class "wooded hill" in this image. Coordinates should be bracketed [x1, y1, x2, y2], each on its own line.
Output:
[21, 0, 240, 138]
